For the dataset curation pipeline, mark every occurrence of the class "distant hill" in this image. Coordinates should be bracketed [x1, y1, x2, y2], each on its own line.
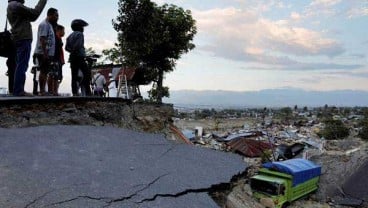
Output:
[163, 89, 368, 108]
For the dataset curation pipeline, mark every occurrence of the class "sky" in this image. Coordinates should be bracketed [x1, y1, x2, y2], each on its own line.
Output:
[0, 0, 367, 94]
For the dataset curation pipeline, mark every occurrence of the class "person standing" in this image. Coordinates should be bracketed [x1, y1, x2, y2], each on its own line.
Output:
[92, 70, 106, 97]
[107, 73, 117, 97]
[52, 24, 65, 96]
[65, 19, 91, 96]
[33, 7, 58, 96]
[7, 0, 47, 96]
[5, 49, 16, 94]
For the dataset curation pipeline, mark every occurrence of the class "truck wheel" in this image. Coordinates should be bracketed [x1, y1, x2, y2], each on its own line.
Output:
[281, 202, 290, 208]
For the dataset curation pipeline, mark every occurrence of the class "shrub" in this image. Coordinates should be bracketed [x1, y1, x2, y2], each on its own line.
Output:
[320, 119, 349, 140]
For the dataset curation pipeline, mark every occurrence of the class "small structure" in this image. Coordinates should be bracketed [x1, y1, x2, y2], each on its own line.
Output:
[227, 138, 274, 157]
[91, 64, 150, 99]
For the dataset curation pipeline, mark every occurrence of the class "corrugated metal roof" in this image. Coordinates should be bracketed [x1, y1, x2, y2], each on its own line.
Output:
[228, 138, 273, 157]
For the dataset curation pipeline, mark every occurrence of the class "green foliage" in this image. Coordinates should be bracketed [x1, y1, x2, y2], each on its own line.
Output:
[261, 150, 272, 163]
[148, 83, 170, 102]
[359, 109, 368, 140]
[358, 118, 368, 140]
[113, 0, 197, 102]
[102, 47, 123, 64]
[320, 119, 349, 140]
[85, 47, 96, 56]
[277, 107, 293, 123]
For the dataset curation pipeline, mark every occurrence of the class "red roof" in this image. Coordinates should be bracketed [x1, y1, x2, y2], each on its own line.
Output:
[228, 138, 274, 157]
[92, 65, 136, 81]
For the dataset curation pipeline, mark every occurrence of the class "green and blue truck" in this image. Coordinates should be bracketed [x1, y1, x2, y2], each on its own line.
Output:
[250, 158, 321, 208]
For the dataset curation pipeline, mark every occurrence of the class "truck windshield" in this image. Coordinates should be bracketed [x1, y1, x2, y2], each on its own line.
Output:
[250, 178, 280, 196]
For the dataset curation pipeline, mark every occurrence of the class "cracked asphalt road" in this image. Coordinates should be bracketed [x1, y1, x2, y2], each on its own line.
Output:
[0, 126, 247, 208]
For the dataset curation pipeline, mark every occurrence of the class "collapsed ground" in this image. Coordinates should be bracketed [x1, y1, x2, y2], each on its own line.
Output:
[175, 117, 368, 208]
[0, 98, 367, 208]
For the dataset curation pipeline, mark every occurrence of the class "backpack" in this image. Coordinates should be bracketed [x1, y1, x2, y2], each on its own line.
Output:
[0, 18, 15, 58]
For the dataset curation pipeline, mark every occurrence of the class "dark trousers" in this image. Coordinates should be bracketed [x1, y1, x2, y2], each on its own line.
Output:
[70, 56, 91, 96]
[13, 40, 32, 95]
[6, 55, 16, 94]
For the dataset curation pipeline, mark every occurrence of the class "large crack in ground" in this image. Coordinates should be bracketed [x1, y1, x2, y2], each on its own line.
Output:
[23, 183, 90, 208]
[39, 174, 170, 208]
[28, 170, 247, 208]
[119, 170, 247, 207]
[1, 125, 247, 208]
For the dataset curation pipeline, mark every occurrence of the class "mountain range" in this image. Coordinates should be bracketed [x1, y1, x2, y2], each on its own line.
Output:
[163, 88, 368, 108]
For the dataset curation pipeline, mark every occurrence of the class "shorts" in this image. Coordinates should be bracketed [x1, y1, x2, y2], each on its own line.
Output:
[33, 54, 54, 75]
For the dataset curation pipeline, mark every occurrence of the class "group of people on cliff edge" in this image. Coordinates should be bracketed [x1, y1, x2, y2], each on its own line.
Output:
[6, 0, 91, 96]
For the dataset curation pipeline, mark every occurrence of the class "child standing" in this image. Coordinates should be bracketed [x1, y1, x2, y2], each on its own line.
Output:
[50, 24, 65, 95]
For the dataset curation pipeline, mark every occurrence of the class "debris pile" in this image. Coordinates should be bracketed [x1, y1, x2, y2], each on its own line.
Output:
[174, 107, 368, 208]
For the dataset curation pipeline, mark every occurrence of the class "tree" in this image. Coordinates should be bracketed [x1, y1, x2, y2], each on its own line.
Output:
[279, 107, 293, 124]
[303, 106, 308, 112]
[113, 0, 197, 102]
[148, 83, 169, 102]
[359, 119, 368, 141]
[359, 110, 368, 141]
[319, 119, 349, 140]
[101, 47, 123, 64]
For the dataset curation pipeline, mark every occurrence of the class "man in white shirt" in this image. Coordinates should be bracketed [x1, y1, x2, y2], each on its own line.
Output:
[92, 71, 106, 97]
[108, 73, 117, 97]
[33, 7, 58, 95]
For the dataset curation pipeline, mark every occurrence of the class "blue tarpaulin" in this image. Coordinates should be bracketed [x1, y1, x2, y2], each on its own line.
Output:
[262, 158, 321, 186]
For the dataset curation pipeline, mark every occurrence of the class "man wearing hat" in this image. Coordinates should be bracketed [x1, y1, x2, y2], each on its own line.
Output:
[108, 73, 117, 97]
[65, 19, 91, 96]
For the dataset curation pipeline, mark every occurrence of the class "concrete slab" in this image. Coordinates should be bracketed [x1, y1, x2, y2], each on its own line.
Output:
[0, 126, 247, 207]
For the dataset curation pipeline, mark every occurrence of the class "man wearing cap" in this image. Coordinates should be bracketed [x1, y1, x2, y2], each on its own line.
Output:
[7, 0, 48, 96]
[107, 73, 117, 97]
[65, 19, 91, 96]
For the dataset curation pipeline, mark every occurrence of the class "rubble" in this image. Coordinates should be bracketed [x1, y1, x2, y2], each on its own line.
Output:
[174, 107, 368, 208]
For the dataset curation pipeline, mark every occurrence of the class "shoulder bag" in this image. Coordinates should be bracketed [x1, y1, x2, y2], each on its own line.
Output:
[0, 16, 15, 58]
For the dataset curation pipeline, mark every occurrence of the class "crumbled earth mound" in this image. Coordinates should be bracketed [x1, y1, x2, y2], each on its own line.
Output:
[312, 139, 368, 203]
[0, 98, 174, 134]
[339, 159, 368, 207]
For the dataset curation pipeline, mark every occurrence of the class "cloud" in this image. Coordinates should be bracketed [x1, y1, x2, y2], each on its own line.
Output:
[348, 53, 366, 59]
[242, 58, 362, 71]
[347, 7, 368, 18]
[290, 12, 302, 21]
[304, 0, 341, 18]
[193, 7, 347, 70]
[321, 69, 368, 78]
[309, 0, 341, 7]
[85, 34, 115, 53]
[304, 0, 368, 19]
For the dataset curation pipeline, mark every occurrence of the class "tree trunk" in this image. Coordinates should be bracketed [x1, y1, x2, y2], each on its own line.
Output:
[157, 69, 164, 103]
